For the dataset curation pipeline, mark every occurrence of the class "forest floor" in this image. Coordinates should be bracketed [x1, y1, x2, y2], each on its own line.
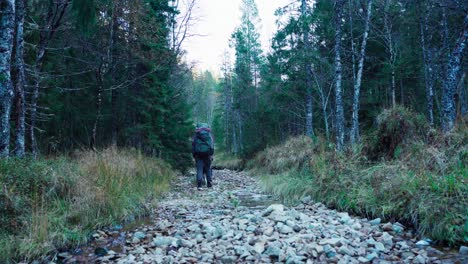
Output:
[54, 170, 467, 264]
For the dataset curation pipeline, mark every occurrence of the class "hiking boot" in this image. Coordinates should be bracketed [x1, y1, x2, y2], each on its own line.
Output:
[207, 183, 212, 188]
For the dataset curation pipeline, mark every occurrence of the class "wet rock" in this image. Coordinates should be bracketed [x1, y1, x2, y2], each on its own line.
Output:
[459, 246, 468, 255]
[374, 241, 386, 252]
[278, 224, 294, 234]
[151, 236, 176, 247]
[263, 226, 274, 236]
[262, 204, 284, 217]
[253, 241, 265, 254]
[366, 252, 378, 261]
[177, 238, 194, 248]
[369, 218, 381, 226]
[382, 222, 393, 231]
[323, 245, 337, 258]
[264, 245, 281, 258]
[415, 240, 431, 247]
[301, 196, 312, 205]
[220, 255, 237, 263]
[338, 246, 353, 256]
[319, 237, 342, 247]
[130, 246, 145, 254]
[392, 222, 405, 233]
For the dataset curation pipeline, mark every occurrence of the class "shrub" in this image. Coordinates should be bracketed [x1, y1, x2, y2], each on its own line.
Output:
[0, 148, 174, 262]
[212, 152, 244, 170]
[248, 136, 322, 174]
[367, 106, 429, 160]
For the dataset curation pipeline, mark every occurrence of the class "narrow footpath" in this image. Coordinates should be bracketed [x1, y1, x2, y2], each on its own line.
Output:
[58, 170, 466, 264]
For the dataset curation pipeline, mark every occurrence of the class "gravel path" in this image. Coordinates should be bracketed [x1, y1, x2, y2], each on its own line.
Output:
[58, 170, 467, 264]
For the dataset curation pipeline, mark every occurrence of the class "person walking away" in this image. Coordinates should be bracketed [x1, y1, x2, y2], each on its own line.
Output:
[192, 123, 214, 190]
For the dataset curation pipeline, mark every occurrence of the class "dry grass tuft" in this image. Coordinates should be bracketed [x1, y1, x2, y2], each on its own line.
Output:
[248, 136, 322, 174]
[212, 152, 244, 170]
[0, 148, 174, 262]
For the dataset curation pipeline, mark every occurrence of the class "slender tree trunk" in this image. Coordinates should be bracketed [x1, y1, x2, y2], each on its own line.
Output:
[0, 0, 15, 158]
[383, 0, 396, 108]
[350, 0, 372, 145]
[348, 0, 356, 84]
[29, 1, 69, 156]
[301, 0, 314, 138]
[30, 43, 45, 156]
[442, 14, 467, 132]
[419, 6, 435, 126]
[12, 0, 26, 157]
[91, 67, 104, 149]
[334, 0, 345, 151]
[110, 5, 119, 147]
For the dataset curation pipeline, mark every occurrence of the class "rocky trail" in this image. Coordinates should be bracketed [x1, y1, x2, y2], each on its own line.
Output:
[57, 170, 467, 264]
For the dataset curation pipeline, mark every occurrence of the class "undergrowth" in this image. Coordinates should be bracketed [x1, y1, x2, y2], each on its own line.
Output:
[250, 107, 467, 245]
[212, 152, 244, 170]
[0, 148, 174, 262]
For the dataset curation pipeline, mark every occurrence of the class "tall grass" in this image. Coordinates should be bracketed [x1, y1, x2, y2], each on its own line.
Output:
[250, 108, 467, 245]
[0, 148, 174, 262]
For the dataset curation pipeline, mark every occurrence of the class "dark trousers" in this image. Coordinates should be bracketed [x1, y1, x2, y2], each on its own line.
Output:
[195, 154, 212, 187]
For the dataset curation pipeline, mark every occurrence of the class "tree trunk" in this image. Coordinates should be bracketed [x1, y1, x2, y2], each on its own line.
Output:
[91, 67, 104, 149]
[334, 0, 345, 151]
[383, 0, 396, 108]
[350, 0, 372, 145]
[301, 0, 314, 138]
[110, 3, 119, 147]
[419, 6, 435, 126]
[0, 0, 15, 158]
[12, 0, 26, 157]
[29, 0, 69, 156]
[442, 14, 467, 132]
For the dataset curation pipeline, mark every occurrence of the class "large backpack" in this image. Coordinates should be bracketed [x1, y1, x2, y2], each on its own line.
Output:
[194, 128, 214, 155]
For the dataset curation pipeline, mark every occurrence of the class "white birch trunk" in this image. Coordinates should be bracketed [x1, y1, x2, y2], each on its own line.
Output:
[13, 0, 26, 157]
[302, 0, 314, 138]
[334, 0, 345, 151]
[0, 0, 15, 157]
[350, 0, 372, 145]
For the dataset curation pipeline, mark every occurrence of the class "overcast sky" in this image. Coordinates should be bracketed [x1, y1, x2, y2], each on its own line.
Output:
[180, 0, 290, 75]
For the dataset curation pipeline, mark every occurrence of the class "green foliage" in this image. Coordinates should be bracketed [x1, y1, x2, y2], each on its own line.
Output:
[0, 149, 174, 262]
[71, 0, 97, 35]
[23, 0, 194, 171]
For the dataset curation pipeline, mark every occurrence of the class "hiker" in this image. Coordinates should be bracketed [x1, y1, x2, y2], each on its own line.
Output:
[192, 123, 214, 190]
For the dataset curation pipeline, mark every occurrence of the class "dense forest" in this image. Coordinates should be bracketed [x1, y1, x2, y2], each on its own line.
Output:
[0, 0, 465, 162]
[211, 0, 467, 156]
[0, 0, 203, 170]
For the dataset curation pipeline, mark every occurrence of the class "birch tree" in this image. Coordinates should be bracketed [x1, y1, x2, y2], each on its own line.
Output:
[301, 0, 314, 137]
[334, 0, 345, 150]
[350, 0, 373, 145]
[12, 0, 26, 157]
[0, 0, 15, 157]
